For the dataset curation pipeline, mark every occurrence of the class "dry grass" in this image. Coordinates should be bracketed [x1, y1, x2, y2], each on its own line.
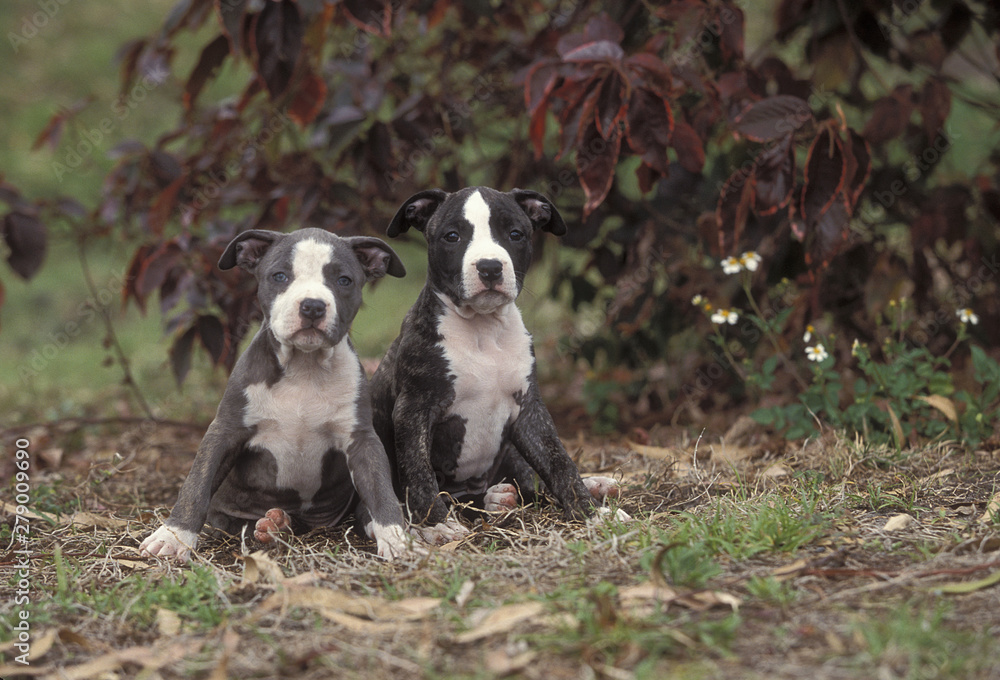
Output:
[2, 422, 1000, 679]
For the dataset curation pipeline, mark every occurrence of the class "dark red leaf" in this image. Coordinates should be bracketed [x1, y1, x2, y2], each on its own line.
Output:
[801, 126, 847, 226]
[32, 99, 92, 152]
[577, 123, 621, 217]
[862, 85, 914, 145]
[670, 120, 705, 174]
[525, 61, 558, 113]
[919, 77, 951, 140]
[753, 134, 796, 216]
[197, 314, 226, 365]
[252, 0, 303, 98]
[529, 103, 549, 160]
[716, 168, 756, 256]
[806, 199, 850, 268]
[732, 95, 813, 142]
[183, 34, 230, 111]
[562, 40, 625, 64]
[342, 0, 391, 36]
[170, 325, 197, 385]
[148, 177, 186, 236]
[2, 211, 47, 280]
[626, 88, 673, 176]
[595, 72, 625, 139]
[135, 241, 182, 300]
[114, 38, 148, 93]
[556, 77, 602, 159]
[287, 66, 328, 126]
[217, 0, 249, 55]
[624, 52, 672, 97]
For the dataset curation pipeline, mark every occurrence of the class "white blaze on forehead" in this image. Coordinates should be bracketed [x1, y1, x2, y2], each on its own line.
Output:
[460, 190, 516, 301]
[270, 239, 337, 347]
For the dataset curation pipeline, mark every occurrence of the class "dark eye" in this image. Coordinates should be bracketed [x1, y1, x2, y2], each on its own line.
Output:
[272, 272, 288, 283]
[337, 276, 353, 287]
[509, 229, 525, 242]
[443, 231, 460, 243]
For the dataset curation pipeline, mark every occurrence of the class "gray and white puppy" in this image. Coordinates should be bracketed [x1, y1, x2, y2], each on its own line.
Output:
[370, 187, 621, 544]
[140, 227, 413, 561]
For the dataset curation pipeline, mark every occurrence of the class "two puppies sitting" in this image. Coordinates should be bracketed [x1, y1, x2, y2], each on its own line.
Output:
[140, 187, 622, 562]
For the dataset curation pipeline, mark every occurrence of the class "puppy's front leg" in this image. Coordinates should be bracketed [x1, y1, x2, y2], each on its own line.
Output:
[509, 387, 596, 520]
[140, 420, 244, 561]
[346, 430, 412, 560]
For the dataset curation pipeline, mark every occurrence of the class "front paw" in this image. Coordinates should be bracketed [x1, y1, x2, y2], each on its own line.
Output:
[254, 508, 292, 544]
[484, 483, 518, 512]
[583, 476, 620, 502]
[139, 525, 199, 562]
[370, 522, 425, 561]
[409, 518, 470, 546]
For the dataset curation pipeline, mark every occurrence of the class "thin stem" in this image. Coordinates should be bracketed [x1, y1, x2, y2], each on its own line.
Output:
[78, 240, 154, 420]
[743, 279, 810, 391]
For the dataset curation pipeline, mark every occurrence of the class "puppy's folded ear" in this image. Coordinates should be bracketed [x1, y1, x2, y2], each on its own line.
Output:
[511, 189, 566, 236]
[219, 229, 283, 271]
[345, 236, 407, 280]
[387, 189, 448, 237]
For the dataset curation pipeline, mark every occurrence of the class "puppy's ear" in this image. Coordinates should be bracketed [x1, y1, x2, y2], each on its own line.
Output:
[387, 189, 448, 237]
[511, 189, 566, 236]
[344, 236, 407, 281]
[219, 229, 283, 271]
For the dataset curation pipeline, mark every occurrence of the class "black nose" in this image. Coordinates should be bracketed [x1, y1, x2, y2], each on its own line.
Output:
[299, 298, 326, 320]
[476, 259, 503, 283]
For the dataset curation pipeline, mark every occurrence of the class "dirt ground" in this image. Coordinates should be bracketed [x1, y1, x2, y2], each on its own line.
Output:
[2, 418, 1000, 679]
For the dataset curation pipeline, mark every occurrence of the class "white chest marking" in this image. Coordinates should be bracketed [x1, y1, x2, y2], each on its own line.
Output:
[437, 296, 533, 481]
[270, 239, 337, 346]
[461, 191, 516, 299]
[243, 345, 360, 506]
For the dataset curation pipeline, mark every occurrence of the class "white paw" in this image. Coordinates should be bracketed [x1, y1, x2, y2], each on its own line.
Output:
[590, 506, 632, 524]
[484, 483, 518, 513]
[368, 521, 423, 561]
[139, 525, 199, 562]
[409, 518, 470, 546]
[583, 476, 620, 502]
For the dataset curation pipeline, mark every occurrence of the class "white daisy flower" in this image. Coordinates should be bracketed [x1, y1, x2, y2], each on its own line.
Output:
[721, 256, 743, 275]
[851, 339, 862, 357]
[740, 251, 762, 272]
[957, 308, 979, 325]
[805, 344, 829, 362]
[803, 325, 814, 343]
[692, 294, 705, 306]
[712, 309, 739, 325]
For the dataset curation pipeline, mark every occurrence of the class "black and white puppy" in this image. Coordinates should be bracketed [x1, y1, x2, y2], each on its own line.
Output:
[140, 227, 414, 561]
[370, 187, 622, 544]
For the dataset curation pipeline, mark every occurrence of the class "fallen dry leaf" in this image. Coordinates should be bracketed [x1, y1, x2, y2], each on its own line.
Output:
[242, 550, 287, 584]
[259, 586, 440, 623]
[917, 395, 958, 422]
[207, 628, 241, 680]
[454, 602, 545, 643]
[0, 500, 48, 521]
[709, 443, 759, 464]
